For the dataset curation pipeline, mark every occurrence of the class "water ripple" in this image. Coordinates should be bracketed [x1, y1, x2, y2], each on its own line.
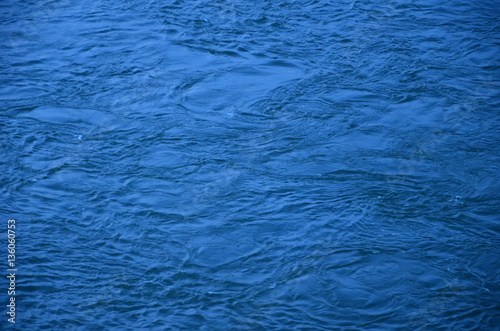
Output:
[1, 0, 499, 329]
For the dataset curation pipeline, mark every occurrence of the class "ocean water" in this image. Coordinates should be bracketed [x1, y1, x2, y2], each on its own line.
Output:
[1, 0, 499, 329]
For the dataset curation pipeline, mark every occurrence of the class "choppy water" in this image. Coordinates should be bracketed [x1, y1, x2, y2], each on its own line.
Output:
[1, 0, 499, 329]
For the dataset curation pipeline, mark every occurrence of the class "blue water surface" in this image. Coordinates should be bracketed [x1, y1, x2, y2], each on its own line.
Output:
[1, 0, 499, 329]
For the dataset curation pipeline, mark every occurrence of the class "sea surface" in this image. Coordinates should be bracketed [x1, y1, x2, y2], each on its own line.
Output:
[1, 0, 499, 329]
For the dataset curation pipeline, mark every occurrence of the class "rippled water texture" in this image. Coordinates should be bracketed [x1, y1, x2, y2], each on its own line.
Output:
[1, 0, 499, 329]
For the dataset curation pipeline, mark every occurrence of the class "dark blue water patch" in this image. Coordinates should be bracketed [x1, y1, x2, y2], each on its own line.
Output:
[1, 0, 499, 329]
